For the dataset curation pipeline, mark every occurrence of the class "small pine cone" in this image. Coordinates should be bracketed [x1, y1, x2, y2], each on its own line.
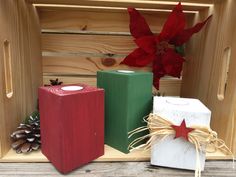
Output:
[44, 78, 63, 86]
[11, 114, 41, 154]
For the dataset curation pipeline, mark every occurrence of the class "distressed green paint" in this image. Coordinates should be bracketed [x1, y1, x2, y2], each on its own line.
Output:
[97, 70, 153, 153]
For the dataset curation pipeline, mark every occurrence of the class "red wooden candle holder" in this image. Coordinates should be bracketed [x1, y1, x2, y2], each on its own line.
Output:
[39, 84, 104, 174]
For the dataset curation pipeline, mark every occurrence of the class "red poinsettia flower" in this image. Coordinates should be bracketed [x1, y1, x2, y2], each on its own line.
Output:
[121, 2, 212, 89]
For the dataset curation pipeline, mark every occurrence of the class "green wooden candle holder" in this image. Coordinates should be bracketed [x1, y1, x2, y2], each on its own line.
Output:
[97, 70, 153, 153]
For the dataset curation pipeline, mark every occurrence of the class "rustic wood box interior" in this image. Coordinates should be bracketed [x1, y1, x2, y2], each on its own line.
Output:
[0, 0, 235, 162]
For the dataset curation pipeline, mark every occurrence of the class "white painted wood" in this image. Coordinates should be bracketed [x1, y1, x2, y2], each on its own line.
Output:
[151, 97, 211, 171]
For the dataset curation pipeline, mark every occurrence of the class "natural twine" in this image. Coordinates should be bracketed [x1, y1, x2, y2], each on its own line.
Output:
[128, 113, 234, 177]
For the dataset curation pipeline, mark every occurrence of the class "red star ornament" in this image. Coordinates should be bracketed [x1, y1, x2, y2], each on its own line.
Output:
[171, 119, 194, 141]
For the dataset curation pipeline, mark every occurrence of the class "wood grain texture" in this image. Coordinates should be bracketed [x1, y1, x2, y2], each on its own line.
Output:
[0, 161, 234, 177]
[1, 160, 235, 177]
[43, 75, 181, 96]
[2, 160, 235, 177]
[42, 34, 135, 55]
[43, 75, 97, 86]
[0, 0, 42, 158]
[181, 7, 215, 100]
[0, 145, 232, 163]
[0, 161, 235, 177]
[230, 24, 236, 155]
[204, 0, 236, 155]
[204, 0, 236, 153]
[181, 0, 236, 155]
[0, 0, 20, 158]
[30, 0, 215, 4]
[31, 0, 213, 11]
[39, 85, 104, 173]
[41, 32, 182, 96]
[27, 4, 43, 107]
[39, 8, 194, 33]
[39, 9, 166, 33]
[0, 0, 23, 158]
[42, 56, 151, 75]
[0, 0, 7, 158]
[39, 7, 195, 100]
[0, 0, 234, 163]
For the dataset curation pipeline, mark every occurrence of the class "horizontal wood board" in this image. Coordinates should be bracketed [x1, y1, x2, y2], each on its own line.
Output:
[0, 161, 235, 177]
[39, 8, 195, 96]
[32, 0, 214, 11]
[0, 145, 232, 162]
[0, 0, 235, 164]
[43, 76, 181, 96]
[39, 8, 194, 33]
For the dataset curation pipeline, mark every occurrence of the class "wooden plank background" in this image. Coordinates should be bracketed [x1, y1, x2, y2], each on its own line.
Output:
[0, 0, 42, 158]
[39, 9, 175, 33]
[180, 0, 236, 155]
[0, 161, 235, 177]
[206, 0, 236, 154]
[39, 7, 195, 96]
[31, 0, 214, 11]
[38, 0, 236, 156]
[0, 144, 232, 162]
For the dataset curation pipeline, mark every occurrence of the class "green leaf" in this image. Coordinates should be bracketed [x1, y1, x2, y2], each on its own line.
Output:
[175, 45, 185, 57]
[24, 110, 40, 124]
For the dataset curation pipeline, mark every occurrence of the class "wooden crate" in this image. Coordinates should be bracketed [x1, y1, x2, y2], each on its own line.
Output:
[0, 0, 235, 162]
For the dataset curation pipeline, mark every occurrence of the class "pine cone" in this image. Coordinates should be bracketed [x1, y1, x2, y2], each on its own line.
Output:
[11, 111, 41, 153]
[11, 79, 63, 153]
[44, 78, 63, 86]
[37, 78, 63, 109]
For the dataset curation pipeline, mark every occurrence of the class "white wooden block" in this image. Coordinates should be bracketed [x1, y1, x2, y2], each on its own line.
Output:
[151, 97, 211, 171]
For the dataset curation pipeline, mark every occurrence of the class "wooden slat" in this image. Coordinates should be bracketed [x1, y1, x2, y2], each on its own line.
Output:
[1, 161, 236, 177]
[30, 0, 213, 11]
[155, 78, 181, 96]
[38, 8, 195, 33]
[43, 75, 181, 96]
[13, 0, 42, 147]
[39, 8, 194, 33]
[181, 0, 236, 155]
[0, 0, 42, 158]
[0, 0, 8, 158]
[0, 0, 24, 158]
[206, 0, 236, 155]
[229, 110, 236, 155]
[27, 3, 43, 105]
[204, 0, 236, 155]
[42, 34, 135, 55]
[43, 75, 97, 86]
[230, 24, 236, 155]
[31, 0, 215, 5]
[36, 6, 199, 14]
[0, 145, 231, 162]
[43, 56, 151, 75]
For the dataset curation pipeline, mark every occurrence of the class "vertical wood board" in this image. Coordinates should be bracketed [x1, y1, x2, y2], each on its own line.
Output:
[0, 0, 42, 158]
[181, 0, 236, 154]
[206, 0, 236, 154]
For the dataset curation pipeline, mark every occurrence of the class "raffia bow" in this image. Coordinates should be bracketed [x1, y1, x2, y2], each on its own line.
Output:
[128, 113, 234, 177]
